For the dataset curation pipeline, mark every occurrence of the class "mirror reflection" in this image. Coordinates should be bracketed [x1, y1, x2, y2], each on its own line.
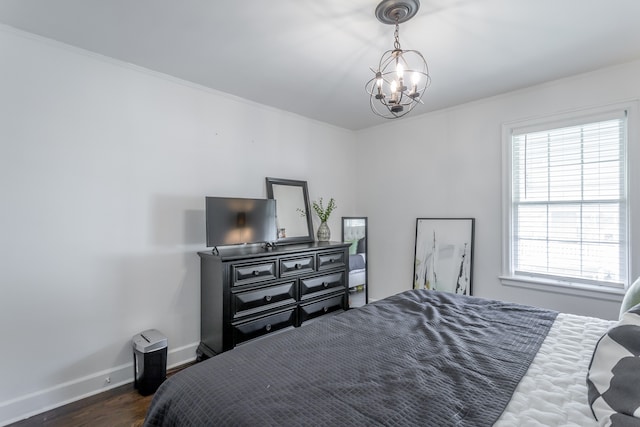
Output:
[266, 177, 314, 244]
[271, 185, 308, 238]
[343, 217, 368, 307]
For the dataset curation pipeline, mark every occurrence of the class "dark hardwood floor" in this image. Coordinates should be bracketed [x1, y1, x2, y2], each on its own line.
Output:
[9, 364, 193, 427]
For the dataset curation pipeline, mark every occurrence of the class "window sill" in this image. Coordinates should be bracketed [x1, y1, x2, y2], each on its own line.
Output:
[499, 275, 625, 302]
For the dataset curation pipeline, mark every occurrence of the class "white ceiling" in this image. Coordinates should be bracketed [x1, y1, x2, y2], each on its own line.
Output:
[2, 0, 640, 130]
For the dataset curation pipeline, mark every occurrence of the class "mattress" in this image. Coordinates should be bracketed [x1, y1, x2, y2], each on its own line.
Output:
[495, 312, 616, 426]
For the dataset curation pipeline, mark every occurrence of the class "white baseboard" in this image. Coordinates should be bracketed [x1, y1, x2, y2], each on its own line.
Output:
[0, 342, 199, 427]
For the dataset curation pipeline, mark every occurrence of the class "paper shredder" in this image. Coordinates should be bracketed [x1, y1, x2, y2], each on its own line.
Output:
[132, 329, 167, 395]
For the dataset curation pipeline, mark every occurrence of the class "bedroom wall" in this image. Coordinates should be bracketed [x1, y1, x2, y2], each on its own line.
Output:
[356, 59, 640, 320]
[0, 26, 357, 425]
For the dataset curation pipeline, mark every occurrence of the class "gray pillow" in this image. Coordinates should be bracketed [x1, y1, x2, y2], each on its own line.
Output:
[587, 304, 640, 426]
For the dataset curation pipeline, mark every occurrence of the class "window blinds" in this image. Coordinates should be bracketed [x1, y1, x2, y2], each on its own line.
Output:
[511, 114, 626, 287]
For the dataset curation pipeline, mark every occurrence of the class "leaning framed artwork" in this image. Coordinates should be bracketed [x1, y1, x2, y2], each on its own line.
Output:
[413, 218, 474, 296]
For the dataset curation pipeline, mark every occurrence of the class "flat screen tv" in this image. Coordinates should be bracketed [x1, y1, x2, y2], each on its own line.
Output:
[205, 197, 277, 248]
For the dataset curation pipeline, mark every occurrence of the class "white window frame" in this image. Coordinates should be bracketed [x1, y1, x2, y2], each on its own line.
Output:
[500, 102, 637, 301]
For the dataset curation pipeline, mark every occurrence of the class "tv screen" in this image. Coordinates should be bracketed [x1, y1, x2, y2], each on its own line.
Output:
[205, 197, 277, 247]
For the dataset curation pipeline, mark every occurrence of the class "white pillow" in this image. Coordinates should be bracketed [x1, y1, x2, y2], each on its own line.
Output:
[587, 304, 640, 426]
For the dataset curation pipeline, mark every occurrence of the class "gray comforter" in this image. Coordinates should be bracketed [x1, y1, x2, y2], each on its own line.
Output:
[144, 290, 557, 426]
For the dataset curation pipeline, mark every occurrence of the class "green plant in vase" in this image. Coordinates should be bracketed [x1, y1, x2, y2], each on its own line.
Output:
[312, 197, 336, 241]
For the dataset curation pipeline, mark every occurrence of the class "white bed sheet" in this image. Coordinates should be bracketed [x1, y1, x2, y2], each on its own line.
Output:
[495, 312, 616, 427]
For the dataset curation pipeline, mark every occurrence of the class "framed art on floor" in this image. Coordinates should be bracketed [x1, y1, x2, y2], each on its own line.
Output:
[413, 218, 474, 295]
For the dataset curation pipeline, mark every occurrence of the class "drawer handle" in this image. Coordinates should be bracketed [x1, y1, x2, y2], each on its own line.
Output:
[265, 295, 272, 302]
[329, 258, 335, 263]
[322, 282, 329, 288]
[252, 270, 260, 276]
[295, 263, 301, 269]
[323, 306, 329, 313]
[265, 324, 272, 332]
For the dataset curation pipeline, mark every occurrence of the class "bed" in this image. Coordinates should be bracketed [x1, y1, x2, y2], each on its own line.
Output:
[144, 289, 631, 427]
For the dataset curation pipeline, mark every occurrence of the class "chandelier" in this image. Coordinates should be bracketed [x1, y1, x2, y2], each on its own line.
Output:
[366, 0, 431, 119]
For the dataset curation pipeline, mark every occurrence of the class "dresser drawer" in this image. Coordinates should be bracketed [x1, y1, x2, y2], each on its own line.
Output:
[299, 272, 345, 300]
[317, 251, 346, 270]
[232, 281, 296, 319]
[280, 255, 315, 277]
[232, 261, 277, 286]
[232, 308, 296, 346]
[299, 294, 345, 324]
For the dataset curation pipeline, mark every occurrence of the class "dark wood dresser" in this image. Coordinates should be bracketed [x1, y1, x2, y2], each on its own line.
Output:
[197, 241, 350, 359]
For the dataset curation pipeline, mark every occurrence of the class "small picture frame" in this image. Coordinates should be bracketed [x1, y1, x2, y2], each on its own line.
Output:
[413, 218, 474, 296]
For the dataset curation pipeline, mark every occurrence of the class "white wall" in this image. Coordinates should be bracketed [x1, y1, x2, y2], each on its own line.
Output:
[0, 27, 356, 425]
[356, 60, 640, 320]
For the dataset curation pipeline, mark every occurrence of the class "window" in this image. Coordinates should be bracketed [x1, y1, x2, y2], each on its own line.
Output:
[502, 106, 630, 293]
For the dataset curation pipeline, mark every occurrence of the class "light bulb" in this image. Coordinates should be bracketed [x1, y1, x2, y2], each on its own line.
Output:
[375, 76, 384, 98]
[390, 80, 398, 103]
[409, 72, 421, 99]
[396, 63, 404, 79]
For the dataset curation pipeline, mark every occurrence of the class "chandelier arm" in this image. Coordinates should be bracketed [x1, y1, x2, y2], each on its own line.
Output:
[377, 49, 397, 70]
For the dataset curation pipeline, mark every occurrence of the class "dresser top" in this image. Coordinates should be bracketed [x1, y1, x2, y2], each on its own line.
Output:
[198, 241, 349, 261]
